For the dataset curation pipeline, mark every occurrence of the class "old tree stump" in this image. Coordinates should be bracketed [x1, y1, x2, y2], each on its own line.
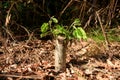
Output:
[54, 36, 67, 72]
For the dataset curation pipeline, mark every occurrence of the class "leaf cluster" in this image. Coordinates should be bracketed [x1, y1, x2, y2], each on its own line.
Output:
[40, 17, 87, 40]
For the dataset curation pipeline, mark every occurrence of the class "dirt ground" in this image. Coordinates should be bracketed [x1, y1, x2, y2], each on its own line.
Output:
[0, 38, 120, 80]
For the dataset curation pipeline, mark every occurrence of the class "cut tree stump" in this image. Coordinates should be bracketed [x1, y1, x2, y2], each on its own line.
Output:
[54, 36, 66, 72]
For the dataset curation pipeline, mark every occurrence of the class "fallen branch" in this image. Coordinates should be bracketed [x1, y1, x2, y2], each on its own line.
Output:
[0, 74, 42, 79]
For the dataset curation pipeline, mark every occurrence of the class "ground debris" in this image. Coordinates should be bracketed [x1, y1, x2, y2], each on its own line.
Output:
[0, 39, 120, 80]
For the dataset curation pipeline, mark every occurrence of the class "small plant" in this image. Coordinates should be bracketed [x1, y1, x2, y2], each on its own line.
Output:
[40, 16, 87, 72]
[40, 16, 87, 40]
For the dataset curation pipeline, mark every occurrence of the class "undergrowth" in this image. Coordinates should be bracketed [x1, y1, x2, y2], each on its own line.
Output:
[88, 28, 120, 43]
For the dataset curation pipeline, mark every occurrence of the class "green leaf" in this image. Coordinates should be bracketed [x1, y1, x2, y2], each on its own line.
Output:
[51, 17, 58, 23]
[78, 27, 87, 40]
[41, 23, 49, 33]
[40, 32, 49, 38]
[73, 18, 81, 26]
[53, 25, 63, 35]
[52, 26, 61, 35]
[73, 29, 82, 39]
[74, 18, 80, 23]
[52, 25, 68, 36]
[72, 27, 87, 40]
[52, 29, 59, 35]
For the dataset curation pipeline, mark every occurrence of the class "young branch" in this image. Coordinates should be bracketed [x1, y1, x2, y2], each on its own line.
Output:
[59, 0, 73, 17]
[96, 11, 109, 47]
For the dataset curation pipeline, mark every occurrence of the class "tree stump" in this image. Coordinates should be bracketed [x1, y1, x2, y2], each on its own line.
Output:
[54, 36, 66, 72]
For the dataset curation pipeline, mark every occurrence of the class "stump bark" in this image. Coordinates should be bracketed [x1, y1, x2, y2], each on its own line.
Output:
[54, 36, 66, 72]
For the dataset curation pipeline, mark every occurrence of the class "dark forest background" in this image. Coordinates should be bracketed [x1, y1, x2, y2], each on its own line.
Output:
[0, 0, 120, 41]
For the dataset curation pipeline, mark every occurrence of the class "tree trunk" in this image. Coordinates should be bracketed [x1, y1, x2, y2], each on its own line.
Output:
[54, 36, 66, 72]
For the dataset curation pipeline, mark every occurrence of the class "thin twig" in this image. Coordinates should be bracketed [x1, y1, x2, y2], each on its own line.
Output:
[4, 1, 16, 41]
[14, 22, 31, 43]
[59, 0, 73, 17]
[96, 11, 109, 47]
[79, 0, 87, 22]
[84, 15, 92, 29]
[5, 1, 15, 27]
[0, 74, 42, 79]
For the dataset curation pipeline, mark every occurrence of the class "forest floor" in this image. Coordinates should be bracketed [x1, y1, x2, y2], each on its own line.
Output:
[0, 38, 120, 80]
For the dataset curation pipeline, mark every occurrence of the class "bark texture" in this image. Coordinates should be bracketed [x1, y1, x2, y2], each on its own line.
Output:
[54, 36, 66, 72]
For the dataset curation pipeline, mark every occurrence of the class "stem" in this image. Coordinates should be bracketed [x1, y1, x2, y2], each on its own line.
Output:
[96, 11, 109, 47]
